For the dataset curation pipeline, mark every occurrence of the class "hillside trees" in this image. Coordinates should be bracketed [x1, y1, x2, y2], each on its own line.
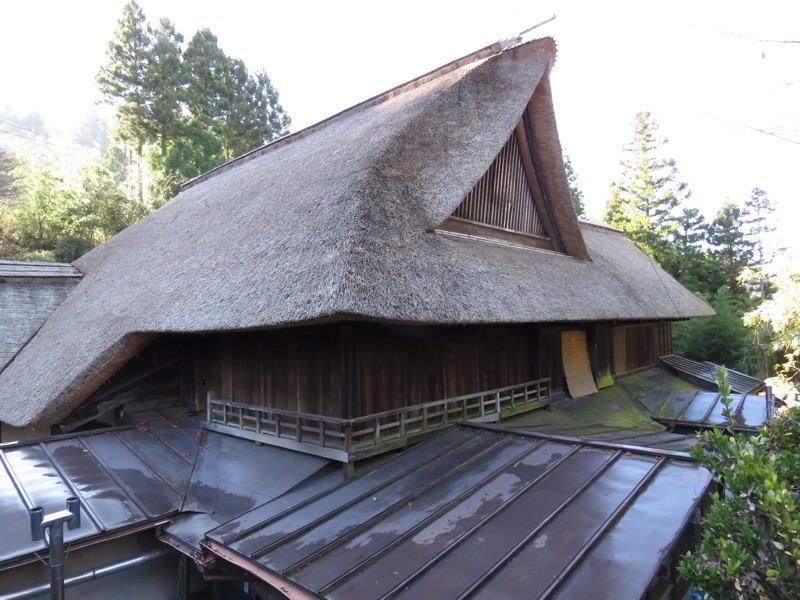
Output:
[605, 111, 689, 270]
[98, 1, 291, 194]
[708, 201, 754, 294]
[605, 113, 776, 375]
[0, 1, 292, 261]
[0, 154, 150, 261]
[745, 267, 800, 384]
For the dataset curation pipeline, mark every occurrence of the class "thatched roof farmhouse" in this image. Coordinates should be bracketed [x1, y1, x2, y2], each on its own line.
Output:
[0, 37, 717, 600]
[0, 38, 710, 428]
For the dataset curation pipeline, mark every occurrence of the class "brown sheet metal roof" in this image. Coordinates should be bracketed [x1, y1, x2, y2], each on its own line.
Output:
[205, 426, 712, 599]
[660, 355, 765, 395]
[0, 410, 338, 568]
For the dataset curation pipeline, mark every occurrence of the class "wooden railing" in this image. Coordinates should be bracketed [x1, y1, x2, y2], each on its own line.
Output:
[205, 378, 550, 462]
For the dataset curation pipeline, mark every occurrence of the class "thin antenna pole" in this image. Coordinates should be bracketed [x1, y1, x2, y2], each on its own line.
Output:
[518, 15, 556, 38]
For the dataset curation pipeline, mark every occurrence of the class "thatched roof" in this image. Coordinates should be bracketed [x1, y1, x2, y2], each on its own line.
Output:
[0, 38, 712, 427]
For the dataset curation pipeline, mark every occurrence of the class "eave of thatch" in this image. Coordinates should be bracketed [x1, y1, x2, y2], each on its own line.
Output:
[0, 38, 711, 427]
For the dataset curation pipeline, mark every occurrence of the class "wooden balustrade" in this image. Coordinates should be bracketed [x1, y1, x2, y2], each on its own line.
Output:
[205, 378, 550, 463]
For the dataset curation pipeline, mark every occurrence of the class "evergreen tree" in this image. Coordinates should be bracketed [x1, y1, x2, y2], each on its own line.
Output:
[708, 201, 754, 293]
[145, 18, 186, 160]
[96, 1, 153, 155]
[742, 187, 776, 268]
[605, 112, 689, 270]
[183, 28, 231, 153]
[562, 149, 585, 216]
[673, 287, 761, 375]
[670, 207, 712, 294]
[98, 4, 292, 190]
[742, 188, 776, 299]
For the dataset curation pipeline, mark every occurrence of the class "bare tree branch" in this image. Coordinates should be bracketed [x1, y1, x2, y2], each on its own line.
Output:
[718, 29, 800, 44]
[710, 115, 800, 145]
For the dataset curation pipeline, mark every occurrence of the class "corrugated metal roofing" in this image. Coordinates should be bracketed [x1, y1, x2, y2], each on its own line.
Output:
[660, 355, 765, 395]
[0, 414, 200, 566]
[206, 426, 712, 599]
[0, 410, 340, 567]
[636, 388, 769, 431]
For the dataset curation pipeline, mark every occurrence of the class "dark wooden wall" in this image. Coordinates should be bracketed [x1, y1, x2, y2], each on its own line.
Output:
[77, 320, 675, 424]
[357, 326, 530, 416]
[192, 324, 532, 418]
[196, 327, 343, 417]
[605, 322, 672, 376]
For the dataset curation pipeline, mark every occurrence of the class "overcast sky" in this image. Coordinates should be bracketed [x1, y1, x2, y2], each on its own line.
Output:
[2, 0, 799, 254]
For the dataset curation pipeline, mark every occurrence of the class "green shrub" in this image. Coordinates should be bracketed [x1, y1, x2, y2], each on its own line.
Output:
[679, 369, 800, 598]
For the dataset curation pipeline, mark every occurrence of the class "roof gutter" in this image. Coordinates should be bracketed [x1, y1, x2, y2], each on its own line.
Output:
[3, 547, 172, 600]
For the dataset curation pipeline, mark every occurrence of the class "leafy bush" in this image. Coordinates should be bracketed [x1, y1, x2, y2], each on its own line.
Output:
[679, 370, 800, 598]
[54, 236, 93, 263]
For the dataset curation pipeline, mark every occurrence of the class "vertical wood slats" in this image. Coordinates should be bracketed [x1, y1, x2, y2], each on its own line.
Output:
[453, 131, 546, 237]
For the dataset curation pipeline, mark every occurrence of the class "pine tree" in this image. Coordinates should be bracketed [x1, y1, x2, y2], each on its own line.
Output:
[742, 188, 776, 299]
[708, 201, 754, 293]
[670, 207, 713, 294]
[145, 18, 186, 160]
[98, 4, 292, 191]
[562, 149, 585, 216]
[97, 1, 153, 155]
[605, 112, 689, 270]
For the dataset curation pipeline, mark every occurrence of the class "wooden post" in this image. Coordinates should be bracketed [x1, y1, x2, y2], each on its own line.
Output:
[344, 423, 353, 454]
[206, 391, 215, 423]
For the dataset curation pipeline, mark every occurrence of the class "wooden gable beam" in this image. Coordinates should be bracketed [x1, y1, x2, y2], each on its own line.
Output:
[514, 118, 565, 253]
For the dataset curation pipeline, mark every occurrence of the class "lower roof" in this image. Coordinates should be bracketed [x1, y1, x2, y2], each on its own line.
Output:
[0, 409, 337, 569]
[206, 425, 712, 599]
[0, 406, 712, 599]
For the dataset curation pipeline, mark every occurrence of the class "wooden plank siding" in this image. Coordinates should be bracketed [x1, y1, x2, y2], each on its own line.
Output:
[608, 322, 673, 376]
[74, 320, 673, 426]
[357, 327, 529, 416]
[192, 325, 532, 419]
[196, 330, 343, 417]
[590, 325, 613, 380]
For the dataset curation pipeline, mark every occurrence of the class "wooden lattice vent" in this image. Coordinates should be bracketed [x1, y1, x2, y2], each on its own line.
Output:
[454, 131, 546, 237]
[438, 122, 563, 252]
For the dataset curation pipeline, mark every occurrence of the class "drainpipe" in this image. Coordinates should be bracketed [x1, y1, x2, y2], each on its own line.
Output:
[4, 548, 173, 600]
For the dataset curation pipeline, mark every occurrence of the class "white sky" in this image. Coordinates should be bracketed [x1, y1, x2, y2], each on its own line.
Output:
[1, 0, 799, 252]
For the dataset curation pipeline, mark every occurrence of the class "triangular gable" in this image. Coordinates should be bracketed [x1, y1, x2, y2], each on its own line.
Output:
[439, 105, 567, 253]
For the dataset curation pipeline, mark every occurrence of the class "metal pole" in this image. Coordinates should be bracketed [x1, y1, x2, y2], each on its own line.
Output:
[29, 497, 81, 600]
[766, 384, 774, 420]
[49, 521, 65, 600]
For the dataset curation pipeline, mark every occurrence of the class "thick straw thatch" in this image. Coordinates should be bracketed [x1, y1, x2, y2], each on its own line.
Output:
[0, 38, 712, 427]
